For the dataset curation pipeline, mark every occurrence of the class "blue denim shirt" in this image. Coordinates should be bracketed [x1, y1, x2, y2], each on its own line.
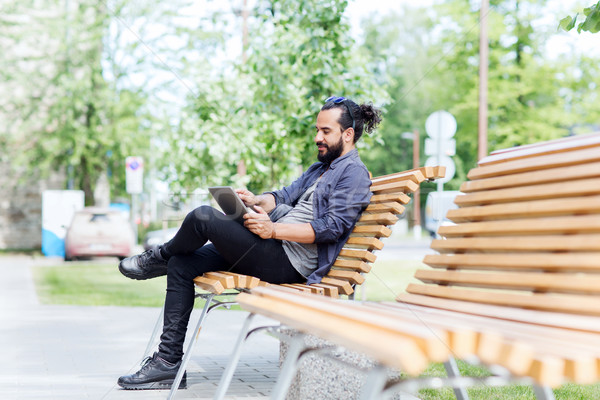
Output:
[268, 149, 372, 285]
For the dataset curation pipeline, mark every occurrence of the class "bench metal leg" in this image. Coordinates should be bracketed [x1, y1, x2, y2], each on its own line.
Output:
[213, 313, 256, 400]
[443, 357, 469, 400]
[143, 305, 165, 358]
[358, 364, 388, 400]
[533, 385, 556, 400]
[269, 335, 306, 400]
[167, 293, 215, 400]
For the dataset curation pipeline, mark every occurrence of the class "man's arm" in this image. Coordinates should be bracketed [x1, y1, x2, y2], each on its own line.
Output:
[243, 207, 316, 243]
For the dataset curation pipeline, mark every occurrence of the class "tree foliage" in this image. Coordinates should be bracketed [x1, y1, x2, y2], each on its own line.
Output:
[167, 0, 389, 194]
[560, 1, 600, 33]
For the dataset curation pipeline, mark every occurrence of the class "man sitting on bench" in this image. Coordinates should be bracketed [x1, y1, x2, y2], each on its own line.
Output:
[116, 96, 382, 390]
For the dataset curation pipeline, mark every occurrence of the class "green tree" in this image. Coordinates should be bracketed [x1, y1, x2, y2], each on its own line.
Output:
[168, 0, 389, 194]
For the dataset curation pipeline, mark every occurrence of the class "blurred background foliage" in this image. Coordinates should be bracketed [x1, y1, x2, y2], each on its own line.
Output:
[1, 0, 598, 199]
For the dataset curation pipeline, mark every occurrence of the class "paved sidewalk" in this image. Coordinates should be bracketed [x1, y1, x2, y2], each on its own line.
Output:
[0, 255, 279, 400]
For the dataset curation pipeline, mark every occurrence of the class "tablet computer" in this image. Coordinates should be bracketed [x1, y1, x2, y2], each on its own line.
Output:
[208, 186, 255, 223]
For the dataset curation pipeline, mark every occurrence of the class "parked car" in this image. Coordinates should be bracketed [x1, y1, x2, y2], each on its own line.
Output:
[424, 190, 462, 238]
[143, 227, 179, 251]
[64, 207, 135, 261]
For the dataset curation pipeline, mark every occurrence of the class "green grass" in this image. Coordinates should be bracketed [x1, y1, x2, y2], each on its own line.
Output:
[33, 262, 170, 307]
[354, 259, 424, 301]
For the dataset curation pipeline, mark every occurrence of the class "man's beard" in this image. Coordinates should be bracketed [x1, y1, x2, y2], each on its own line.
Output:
[317, 136, 344, 164]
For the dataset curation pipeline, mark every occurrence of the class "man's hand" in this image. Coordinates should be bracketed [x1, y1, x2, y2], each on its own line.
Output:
[235, 189, 258, 208]
[243, 206, 276, 239]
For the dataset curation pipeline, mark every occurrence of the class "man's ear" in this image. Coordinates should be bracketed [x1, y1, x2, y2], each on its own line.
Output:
[344, 128, 354, 143]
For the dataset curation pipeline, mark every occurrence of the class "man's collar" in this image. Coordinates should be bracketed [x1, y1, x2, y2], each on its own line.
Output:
[327, 148, 358, 169]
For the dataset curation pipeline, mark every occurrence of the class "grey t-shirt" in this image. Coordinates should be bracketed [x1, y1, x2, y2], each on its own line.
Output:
[278, 181, 319, 278]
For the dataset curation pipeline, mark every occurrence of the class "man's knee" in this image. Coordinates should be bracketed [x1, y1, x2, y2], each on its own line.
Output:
[167, 256, 196, 283]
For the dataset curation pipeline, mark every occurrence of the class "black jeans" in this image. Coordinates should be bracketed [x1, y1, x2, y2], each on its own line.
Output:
[157, 206, 304, 363]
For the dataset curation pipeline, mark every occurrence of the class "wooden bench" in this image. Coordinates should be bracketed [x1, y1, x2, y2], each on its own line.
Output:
[157, 166, 445, 400]
[217, 132, 600, 400]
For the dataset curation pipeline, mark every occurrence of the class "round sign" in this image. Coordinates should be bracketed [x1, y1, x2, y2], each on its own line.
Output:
[425, 155, 456, 184]
[425, 110, 457, 139]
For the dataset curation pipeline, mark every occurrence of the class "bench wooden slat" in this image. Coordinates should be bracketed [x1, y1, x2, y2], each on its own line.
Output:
[193, 276, 225, 294]
[310, 283, 339, 298]
[447, 196, 600, 222]
[326, 269, 365, 285]
[479, 132, 600, 166]
[455, 177, 600, 207]
[405, 283, 600, 316]
[423, 253, 600, 272]
[320, 277, 354, 295]
[337, 248, 377, 263]
[414, 269, 600, 295]
[431, 234, 600, 253]
[460, 161, 600, 193]
[364, 202, 405, 215]
[396, 293, 600, 333]
[350, 225, 392, 238]
[370, 192, 411, 204]
[203, 272, 236, 289]
[332, 259, 371, 273]
[438, 215, 600, 237]
[467, 146, 600, 180]
[344, 237, 384, 251]
[370, 179, 419, 194]
[356, 212, 399, 226]
[370, 169, 425, 184]
[280, 283, 314, 294]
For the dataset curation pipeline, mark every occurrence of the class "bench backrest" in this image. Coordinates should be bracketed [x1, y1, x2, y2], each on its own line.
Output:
[398, 132, 600, 322]
[194, 166, 445, 298]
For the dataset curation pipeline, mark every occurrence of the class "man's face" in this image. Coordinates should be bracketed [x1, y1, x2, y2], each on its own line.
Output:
[315, 108, 349, 164]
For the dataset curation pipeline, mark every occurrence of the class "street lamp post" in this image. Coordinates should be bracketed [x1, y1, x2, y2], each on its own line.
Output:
[402, 130, 421, 239]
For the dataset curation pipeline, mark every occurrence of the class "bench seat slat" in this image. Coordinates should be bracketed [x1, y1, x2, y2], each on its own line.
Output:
[193, 276, 225, 294]
[203, 272, 236, 289]
[237, 291, 433, 375]
[447, 195, 600, 222]
[431, 234, 600, 253]
[467, 146, 600, 181]
[370, 169, 425, 185]
[455, 177, 600, 207]
[414, 269, 600, 295]
[438, 215, 600, 237]
[460, 161, 600, 193]
[424, 253, 600, 272]
[320, 277, 354, 295]
[406, 283, 600, 316]
[310, 283, 339, 298]
[326, 269, 365, 285]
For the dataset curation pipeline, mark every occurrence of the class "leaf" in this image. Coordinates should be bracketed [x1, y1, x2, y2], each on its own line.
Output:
[558, 14, 578, 31]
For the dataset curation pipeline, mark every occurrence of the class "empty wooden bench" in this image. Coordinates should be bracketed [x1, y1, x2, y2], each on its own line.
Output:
[217, 132, 600, 400]
[156, 165, 445, 399]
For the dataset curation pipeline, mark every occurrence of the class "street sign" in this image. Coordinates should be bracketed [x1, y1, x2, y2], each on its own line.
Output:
[126, 156, 144, 194]
[425, 110, 457, 139]
[425, 137, 456, 156]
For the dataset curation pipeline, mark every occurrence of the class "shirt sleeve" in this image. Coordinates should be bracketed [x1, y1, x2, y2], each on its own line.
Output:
[310, 163, 372, 244]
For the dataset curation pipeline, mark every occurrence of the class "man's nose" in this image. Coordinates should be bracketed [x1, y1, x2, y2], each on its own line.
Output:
[315, 131, 323, 142]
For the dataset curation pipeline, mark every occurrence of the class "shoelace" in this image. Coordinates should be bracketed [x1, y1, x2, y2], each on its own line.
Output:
[138, 355, 154, 372]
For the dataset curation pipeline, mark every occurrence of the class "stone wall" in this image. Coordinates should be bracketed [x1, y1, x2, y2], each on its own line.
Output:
[0, 162, 64, 250]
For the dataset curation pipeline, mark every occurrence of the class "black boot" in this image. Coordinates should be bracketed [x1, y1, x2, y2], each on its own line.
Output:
[118, 352, 186, 390]
[119, 245, 168, 280]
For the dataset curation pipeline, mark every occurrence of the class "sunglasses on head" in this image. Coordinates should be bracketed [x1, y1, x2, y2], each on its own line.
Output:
[325, 96, 355, 132]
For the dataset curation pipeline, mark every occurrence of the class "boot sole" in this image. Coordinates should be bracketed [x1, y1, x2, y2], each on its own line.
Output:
[119, 377, 187, 390]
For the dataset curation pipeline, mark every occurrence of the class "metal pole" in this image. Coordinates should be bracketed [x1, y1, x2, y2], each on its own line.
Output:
[413, 129, 421, 239]
[478, 0, 489, 161]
